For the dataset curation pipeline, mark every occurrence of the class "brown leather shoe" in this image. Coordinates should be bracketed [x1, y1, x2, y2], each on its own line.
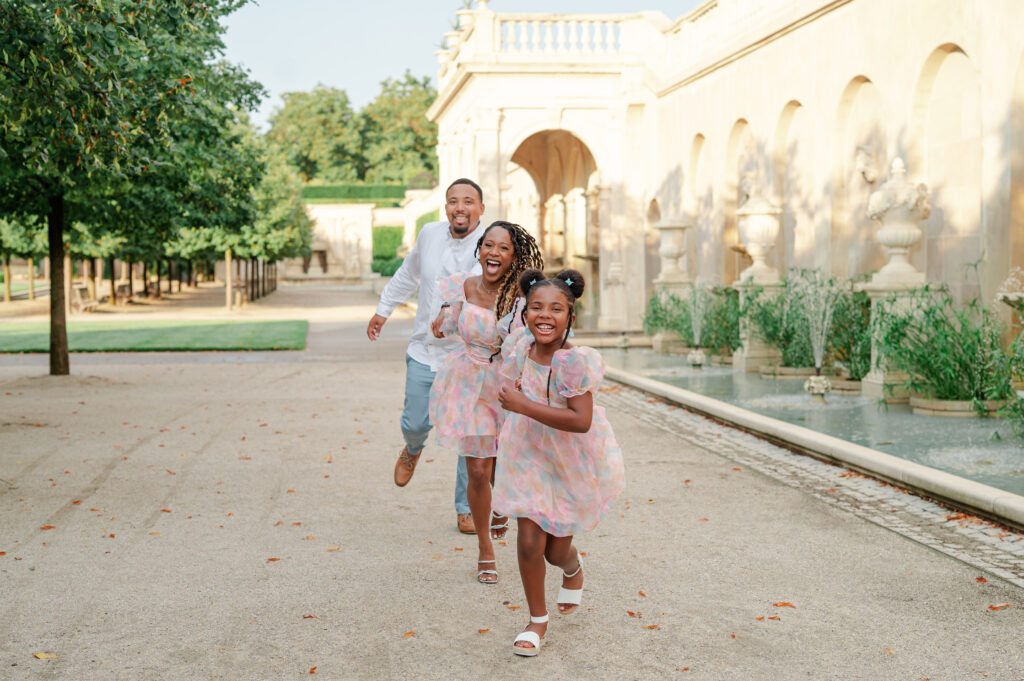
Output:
[457, 513, 476, 534]
[393, 446, 420, 487]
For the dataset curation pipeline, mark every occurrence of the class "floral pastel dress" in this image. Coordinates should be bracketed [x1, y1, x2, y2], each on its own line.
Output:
[428, 272, 505, 458]
[492, 330, 626, 536]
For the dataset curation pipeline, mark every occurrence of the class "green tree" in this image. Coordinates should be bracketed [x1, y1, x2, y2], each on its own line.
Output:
[361, 72, 438, 183]
[0, 216, 47, 301]
[0, 0, 262, 373]
[265, 85, 363, 183]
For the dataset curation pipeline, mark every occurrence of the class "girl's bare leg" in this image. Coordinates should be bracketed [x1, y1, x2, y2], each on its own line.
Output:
[545, 535, 583, 614]
[515, 518, 549, 649]
[467, 456, 496, 582]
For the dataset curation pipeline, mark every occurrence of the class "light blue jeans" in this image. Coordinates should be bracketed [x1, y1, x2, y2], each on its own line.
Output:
[402, 354, 470, 514]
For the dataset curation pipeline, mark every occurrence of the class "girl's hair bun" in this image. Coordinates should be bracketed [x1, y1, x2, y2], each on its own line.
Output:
[519, 268, 545, 296]
[554, 269, 585, 299]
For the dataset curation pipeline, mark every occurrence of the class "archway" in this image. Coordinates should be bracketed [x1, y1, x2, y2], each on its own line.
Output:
[772, 100, 813, 272]
[506, 129, 600, 327]
[910, 44, 982, 302]
[725, 119, 757, 284]
[832, 76, 887, 279]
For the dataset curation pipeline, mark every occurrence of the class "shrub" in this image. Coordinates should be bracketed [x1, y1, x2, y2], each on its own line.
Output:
[372, 226, 404, 260]
[702, 286, 741, 356]
[876, 286, 1017, 409]
[829, 286, 872, 380]
[642, 290, 693, 346]
[744, 278, 815, 368]
[300, 184, 406, 201]
[371, 257, 404, 277]
[415, 209, 439, 240]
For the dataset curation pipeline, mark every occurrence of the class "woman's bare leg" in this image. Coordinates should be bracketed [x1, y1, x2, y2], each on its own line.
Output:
[467, 456, 496, 582]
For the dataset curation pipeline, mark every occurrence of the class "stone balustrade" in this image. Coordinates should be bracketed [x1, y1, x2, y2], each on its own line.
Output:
[497, 15, 624, 55]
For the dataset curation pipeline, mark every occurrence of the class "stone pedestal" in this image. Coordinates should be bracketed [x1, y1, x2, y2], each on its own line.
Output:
[651, 216, 693, 354]
[856, 283, 916, 402]
[732, 279, 783, 372]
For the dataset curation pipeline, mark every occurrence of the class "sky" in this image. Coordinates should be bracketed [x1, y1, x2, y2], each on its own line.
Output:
[221, 0, 703, 131]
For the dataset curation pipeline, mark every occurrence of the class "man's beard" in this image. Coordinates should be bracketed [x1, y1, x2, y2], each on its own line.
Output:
[451, 220, 472, 236]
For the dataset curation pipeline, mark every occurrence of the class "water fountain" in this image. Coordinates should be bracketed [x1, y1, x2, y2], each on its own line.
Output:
[687, 282, 710, 370]
[790, 271, 842, 404]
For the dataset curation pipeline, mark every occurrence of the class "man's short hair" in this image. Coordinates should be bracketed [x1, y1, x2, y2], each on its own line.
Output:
[446, 178, 483, 203]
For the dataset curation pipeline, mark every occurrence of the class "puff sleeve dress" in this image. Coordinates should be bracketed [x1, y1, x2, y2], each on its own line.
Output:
[492, 332, 626, 536]
[428, 272, 504, 458]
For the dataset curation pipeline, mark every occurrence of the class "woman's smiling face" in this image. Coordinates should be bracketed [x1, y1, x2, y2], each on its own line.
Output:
[525, 284, 572, 345]
[479, 226, 514, 282]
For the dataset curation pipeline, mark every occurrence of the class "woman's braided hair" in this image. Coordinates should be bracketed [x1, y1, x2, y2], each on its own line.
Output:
[475, 221, 544, 320]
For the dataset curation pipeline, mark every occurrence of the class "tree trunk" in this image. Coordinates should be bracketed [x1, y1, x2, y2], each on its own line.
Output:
[108, 257, 116, 305]
[3, 255, 11, 302]
[28, 258, 36, 300]
[141, 261, 148, 297]
[63, 254, 72, 317]
[127, 258, 134, 298]
[154, 260, 162, 299]
[225, 249, 233, 309]
[48, 194, 70, 375]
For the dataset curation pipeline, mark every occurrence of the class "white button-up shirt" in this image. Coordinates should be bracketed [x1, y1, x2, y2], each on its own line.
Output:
[375, 220, 482, 371]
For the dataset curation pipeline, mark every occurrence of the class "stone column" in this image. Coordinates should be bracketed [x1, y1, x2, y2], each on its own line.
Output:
[732, 192, 783, 372]
[855, 158, 930, 401]
[651, 216, 693, 354]
[597, 184, 627, 329]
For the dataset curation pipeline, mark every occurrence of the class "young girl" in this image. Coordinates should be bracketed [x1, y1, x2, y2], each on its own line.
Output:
[494, 268, 625, 656]
[429, 221, 543, 584]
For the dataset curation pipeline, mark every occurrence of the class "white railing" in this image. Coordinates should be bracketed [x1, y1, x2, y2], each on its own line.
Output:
[497, 14, 624, 55]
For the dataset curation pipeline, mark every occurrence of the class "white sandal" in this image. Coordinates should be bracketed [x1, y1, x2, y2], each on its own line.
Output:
[512, 613, 548, 656]
[557, 553, 583, 615]
[477, 559, 498, 584]
[490, 512, 509, 540]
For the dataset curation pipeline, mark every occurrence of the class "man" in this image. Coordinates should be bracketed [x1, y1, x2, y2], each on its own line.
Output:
[366, 178, 485, 534]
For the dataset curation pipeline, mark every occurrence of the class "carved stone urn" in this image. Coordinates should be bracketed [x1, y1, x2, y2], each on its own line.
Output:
[866, 158, 929, 286]
[804, 374, 832, 405]
[736, 193, 782, 284]
[653, 216, 692, 288]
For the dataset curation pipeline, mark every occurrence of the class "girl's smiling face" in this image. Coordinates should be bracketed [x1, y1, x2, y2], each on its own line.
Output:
[479, 226, 514, 283]
[525, 284, 572, 346]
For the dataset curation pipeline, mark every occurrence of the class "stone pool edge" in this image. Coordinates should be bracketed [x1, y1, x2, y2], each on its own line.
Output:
[605, 365, 1024, 532]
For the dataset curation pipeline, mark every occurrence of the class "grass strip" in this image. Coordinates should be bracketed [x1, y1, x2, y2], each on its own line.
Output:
[0, 320, 307, 353]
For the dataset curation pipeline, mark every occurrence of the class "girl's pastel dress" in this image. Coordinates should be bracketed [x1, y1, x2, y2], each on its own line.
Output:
[492, 330, 625, 536]
[428, 272, 505, 458]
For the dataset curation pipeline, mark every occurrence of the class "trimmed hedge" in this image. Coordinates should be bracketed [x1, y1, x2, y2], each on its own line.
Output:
[371, 257, 404, 277]
[372, 226, 404, 260]
[415, 209, 439, 239]
[301, 184, 406, 201]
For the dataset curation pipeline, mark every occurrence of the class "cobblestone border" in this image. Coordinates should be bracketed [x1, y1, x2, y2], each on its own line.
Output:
[598, 382, 1024, 590]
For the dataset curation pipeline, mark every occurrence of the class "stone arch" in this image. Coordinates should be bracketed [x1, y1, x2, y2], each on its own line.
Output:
[832, 76, 887, 278]
[689, 133, 712, 281]
[772, 100, 813, 272]
[1012, 48, 1024, 285]
[909, 43, 982, 301]
[507, 129, 600, 327]
[725, 119, 757, 284]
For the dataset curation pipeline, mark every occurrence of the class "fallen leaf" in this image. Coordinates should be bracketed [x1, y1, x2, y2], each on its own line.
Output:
[304, 535, 315, 540]
[303, 615, 318, 619]
[325, 546, 340, 552]
[579, 551, 587, 556]
[149, 532, 161, 536]
[425, 458, 435, 463]
[638, 590, 647, 597]
[292, 522, 302, 526]
[431, 554, 441, 559]
[33, 652, 57, 659]
[274, 521, 283, 527]
[698, 517, 709, 522]
[645, 624, 659, 630]
[684, 479, 691, 484]
[40, 525, 54, 530]
[161, 509, 172, 513]
[772, 602, 796, 608]
[767, 616, 780, 621]
[975, 577, 988, 583]
[885, 648, 894, 655]
[266, 558, 281, 563]
[165, 469, 176, 475]
[309, 666, 316, 674]
[506, 605, 520, 610]
[478, 628, 490, 634]
[988, 603, 1011, 611]
[755, 616, 765, 621]
[71, 500, 82, 505]
[731, 633, 740, 639]
[627, 610, 642, 618]
[454, 547, 463, 551]
[732, 467, 742, 471]
[402, 630, 415, 638]
[287, 489, 296, 494]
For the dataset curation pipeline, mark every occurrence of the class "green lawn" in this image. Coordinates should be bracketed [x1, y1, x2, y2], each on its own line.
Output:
[0, 320, 308, 352]
[5, 282, 47, 293]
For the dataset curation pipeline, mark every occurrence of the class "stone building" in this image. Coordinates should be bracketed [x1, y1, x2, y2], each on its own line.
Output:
[426, 0, 1024, 329]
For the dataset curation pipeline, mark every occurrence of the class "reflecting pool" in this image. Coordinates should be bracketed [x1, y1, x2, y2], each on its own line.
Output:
[601, 348, 1024, 497]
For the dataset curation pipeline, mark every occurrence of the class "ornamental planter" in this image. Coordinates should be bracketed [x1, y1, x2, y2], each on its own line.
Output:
[908, 397, 1009, 418]
[830, 379, 862, 394]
